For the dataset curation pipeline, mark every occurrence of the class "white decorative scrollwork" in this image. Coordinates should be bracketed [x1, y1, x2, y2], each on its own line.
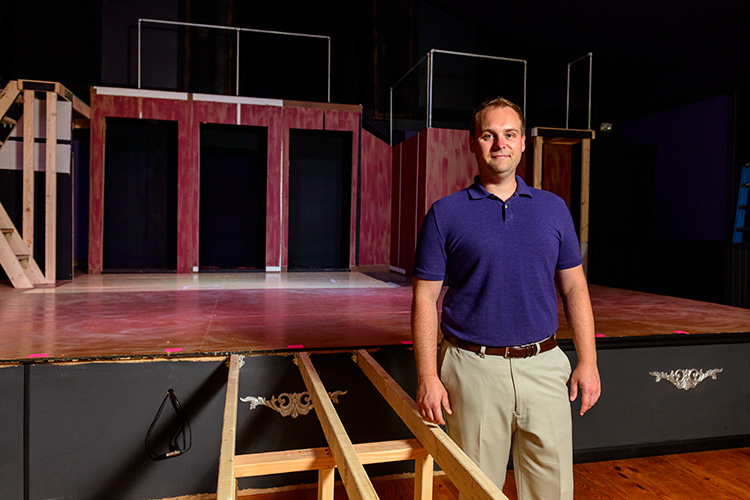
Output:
[240, 390, 348, 418]
[649, 369, 723, 391]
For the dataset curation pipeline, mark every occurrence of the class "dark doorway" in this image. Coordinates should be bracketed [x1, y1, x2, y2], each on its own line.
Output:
[199, 124, 267, 270]
[288, 130, 352, 270]
[103, 118, 177, 271]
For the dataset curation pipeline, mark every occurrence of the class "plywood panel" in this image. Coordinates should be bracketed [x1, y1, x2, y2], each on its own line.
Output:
[424, 128, 474, 212]
[390, 144, 402, 270]
[397, 133, 420, 274]
[242, 105, 284, 271]
[542, 143, 572, 208]
[324, 110, 360, 268]
[360, 131, 391, 267]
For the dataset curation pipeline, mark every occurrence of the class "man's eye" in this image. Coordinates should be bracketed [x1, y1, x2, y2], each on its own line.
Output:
[482, 134, 493, 140]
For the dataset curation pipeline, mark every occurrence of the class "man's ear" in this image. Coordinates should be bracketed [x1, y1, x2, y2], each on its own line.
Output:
[468, 135, 476, 153]
[521, 135, 526, 152]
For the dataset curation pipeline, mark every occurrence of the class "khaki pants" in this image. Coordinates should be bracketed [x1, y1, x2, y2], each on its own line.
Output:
[438, 341, 573, 500]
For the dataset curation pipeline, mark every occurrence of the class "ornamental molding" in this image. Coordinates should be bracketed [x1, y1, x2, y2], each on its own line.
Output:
[240, 390, 348, 418]
[649, 368, 723, 391]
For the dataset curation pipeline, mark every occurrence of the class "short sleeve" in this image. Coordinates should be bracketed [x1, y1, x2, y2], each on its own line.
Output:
[555, 202, 583, 270]
[412, 206, 447, 281]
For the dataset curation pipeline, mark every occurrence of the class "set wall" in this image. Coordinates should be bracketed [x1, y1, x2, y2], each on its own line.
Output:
[89, 89, 392, 274]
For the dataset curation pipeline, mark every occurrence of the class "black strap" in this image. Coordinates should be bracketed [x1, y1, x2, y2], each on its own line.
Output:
[145, 389, 192, 460]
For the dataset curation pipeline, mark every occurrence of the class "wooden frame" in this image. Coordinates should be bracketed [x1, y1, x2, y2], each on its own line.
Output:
[0, 80, 90, 288]
[531, 127, 594, 274]
[216, 351, 508, 500]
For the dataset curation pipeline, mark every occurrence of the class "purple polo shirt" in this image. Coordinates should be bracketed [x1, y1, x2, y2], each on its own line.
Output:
[413, 175, 582, 346]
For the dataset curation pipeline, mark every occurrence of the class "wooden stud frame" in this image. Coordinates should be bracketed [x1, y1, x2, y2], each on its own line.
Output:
[0, 80, 91, 287]
[217, 351, 508, 500]
[531, 127, 594, 274]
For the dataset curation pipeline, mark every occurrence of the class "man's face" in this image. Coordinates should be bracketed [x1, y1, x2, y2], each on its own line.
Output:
[469, 106, 526, 181]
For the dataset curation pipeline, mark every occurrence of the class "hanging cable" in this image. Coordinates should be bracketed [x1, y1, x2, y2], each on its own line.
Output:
[145, 388, 192, 460]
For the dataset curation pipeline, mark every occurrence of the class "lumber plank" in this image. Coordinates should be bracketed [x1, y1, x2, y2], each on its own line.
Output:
[355, 350, 507, 500]
[296, 352, 379, 500]
[217, 355, 241, 500]
[234, 439, 428, 478]
[532, 136, 544, 190]
[22, 90, 34, 254]
[414, 455, 434, 500]
[45, 91, 57, 284]
[0, 80, 20, 117]
[317, 468, 334, 500]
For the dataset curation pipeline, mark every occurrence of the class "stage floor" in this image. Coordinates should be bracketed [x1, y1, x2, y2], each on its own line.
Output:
[1, 272, 749, 364]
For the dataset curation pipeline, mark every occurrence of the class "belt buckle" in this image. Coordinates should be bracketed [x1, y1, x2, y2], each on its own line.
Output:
[503, 346, 511, 359]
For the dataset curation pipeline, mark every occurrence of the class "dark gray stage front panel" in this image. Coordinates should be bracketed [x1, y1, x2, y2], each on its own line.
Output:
[565, 338, 750, 454]
[235, 350, 416, 490]
[0, 364, 24, 500]
[27, 359, 226, 500]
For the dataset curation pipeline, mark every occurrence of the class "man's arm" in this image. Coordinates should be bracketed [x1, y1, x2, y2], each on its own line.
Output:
[411, 277, 452, 425]
[555, 264, 601, 416]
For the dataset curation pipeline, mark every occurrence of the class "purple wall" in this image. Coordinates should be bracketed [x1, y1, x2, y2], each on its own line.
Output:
[617, 95, 728, 242]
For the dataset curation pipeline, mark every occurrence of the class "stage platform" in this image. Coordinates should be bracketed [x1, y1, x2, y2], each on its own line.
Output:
[0, 271, 748, 364]
[3, 271, 750, 500]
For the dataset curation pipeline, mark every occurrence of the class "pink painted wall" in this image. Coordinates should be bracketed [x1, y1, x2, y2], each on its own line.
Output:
[89, 91, 387, 274]
[360, 130, 391, 266]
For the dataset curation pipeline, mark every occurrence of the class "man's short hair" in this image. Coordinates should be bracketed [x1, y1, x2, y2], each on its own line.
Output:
[469, 97, 526, 138]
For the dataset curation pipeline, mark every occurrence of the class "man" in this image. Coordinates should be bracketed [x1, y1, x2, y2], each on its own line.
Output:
[411, 97, 601, 500]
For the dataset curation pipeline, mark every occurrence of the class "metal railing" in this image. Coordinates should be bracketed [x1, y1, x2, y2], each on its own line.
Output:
[137, 18, 332, 102]
[389, 49, 527, 145]
[566, 52, 593, 129]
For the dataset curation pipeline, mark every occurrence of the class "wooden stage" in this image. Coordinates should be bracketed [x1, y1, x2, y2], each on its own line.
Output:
[1, 271, 748, 364]
[3, 271, 750, 500]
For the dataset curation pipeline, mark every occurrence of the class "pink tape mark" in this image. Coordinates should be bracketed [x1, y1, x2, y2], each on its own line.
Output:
[288, 344, 305, 349]
[164, 348, 183, 353]
[400, 340, 413, 345]
[595, 334, 607, 338]
[673, 330, 690, 334]
[27, 353, 50, 358]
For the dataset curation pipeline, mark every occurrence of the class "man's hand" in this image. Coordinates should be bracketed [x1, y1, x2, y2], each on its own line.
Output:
[417, 374, 452, 425]
[569, 362, 601, 416]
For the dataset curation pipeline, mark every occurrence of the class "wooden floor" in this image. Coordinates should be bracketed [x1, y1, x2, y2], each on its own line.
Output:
[234, 447, 750, 500]
[1, 272, 749, 364]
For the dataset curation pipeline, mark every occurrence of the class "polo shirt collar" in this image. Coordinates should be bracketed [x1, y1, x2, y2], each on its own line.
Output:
[468, 175, 534, 200]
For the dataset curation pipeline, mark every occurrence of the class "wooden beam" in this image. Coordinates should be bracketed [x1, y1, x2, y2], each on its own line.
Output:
[531, 127, 595, 140]
[318, 468, 335, 500]
[532, 135, 544, 189]
[355, 350, 508, 500]
[22, 90, 35, 254]
[18, 79, 90, 119]
[414, 455, 434, 500]
[0, 80, 20, 118]
[580, 138, 591, 275]
[45, 92, 57, 283]
[234, 439, 429, 478]
[217, 355, 241, 500]
[296, 352, 379, 500]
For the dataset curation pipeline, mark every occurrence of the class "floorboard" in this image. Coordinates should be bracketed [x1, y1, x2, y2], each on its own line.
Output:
[231, 448, 750, 500]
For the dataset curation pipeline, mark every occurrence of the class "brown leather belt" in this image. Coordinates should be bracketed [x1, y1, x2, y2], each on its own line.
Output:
[445, 335, 557, 359]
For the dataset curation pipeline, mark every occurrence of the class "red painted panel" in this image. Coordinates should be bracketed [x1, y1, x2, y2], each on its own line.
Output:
[324, 109, 360, 268]
[194, 101, 237, 125]
[395, 133, 420, 274]
[425, 128, 475, 211]
[360, 131, 391, 266]
[284, 106, 324, 130]
[243, 104, 284, 270]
